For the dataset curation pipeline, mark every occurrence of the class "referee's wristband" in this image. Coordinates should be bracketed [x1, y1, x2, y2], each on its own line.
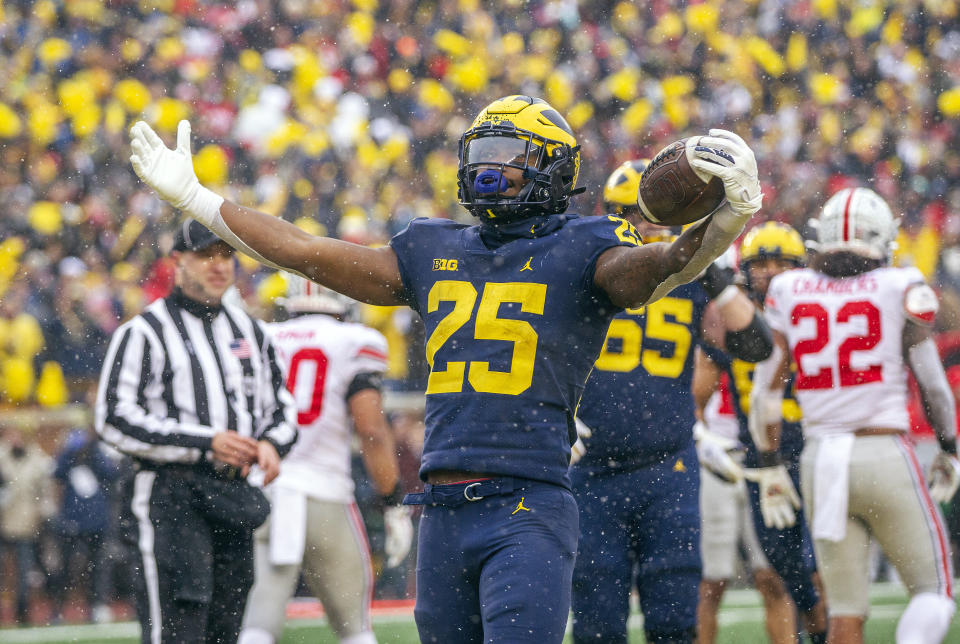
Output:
[381, 482, 405, 507]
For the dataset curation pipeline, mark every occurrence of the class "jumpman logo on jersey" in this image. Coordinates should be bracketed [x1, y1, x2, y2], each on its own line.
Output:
[520, 257, 534, 272]
[673, 458, 687, 473]
[512, 497, 531, 514]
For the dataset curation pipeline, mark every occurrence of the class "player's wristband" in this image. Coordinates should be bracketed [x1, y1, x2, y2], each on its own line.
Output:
[756, 450, 781, 469]
[381, 482, 405, 507]
[725, 312, 774, 362]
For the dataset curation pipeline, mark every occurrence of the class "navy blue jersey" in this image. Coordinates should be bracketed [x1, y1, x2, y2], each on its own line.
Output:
[390, 214, 640, 487]
[703, 346, 805, 464]
[576, 282, 711, 470]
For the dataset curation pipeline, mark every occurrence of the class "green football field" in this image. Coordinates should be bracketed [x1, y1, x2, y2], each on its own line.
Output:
[0, 583, 956, 643]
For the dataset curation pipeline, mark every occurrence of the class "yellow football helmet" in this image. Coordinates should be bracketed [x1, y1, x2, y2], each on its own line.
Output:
[458, 95, 582, 223]
[603, 159, 649, 214]
[739, 221, 806, 274]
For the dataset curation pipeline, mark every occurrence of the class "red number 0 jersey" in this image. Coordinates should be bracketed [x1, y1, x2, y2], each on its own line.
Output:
[268, 314, 389, 502]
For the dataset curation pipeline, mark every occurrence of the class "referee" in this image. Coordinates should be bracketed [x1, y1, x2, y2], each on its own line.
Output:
[95, 219, 297, 644]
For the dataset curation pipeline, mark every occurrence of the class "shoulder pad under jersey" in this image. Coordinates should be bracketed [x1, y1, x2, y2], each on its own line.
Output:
[904, 282, 938, 325]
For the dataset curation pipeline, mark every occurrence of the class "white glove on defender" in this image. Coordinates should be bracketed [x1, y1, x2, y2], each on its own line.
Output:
[928, 452, 960, 504]
[570, 417, 593, 465]
[693, 421, 745, 484]
[743, 464, 801, 529]
[689, 129, 763, 228]
[129, 120, 223, 225]
[383, 505, 414, 568]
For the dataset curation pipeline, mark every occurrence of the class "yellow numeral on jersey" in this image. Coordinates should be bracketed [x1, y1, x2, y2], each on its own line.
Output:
[731, 359, 755, 414]
[594, 297, 693, 378]
[608, 215, 642, 246]
[731, 358, 803, 421]
[425, 281, 477, 394]
[425, 280, 546, 396]
[594, 319, 642, 372]
[642, 297, 693, 378]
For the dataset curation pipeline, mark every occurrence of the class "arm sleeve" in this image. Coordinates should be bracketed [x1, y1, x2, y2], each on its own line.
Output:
[908, 337, 957, 450]
[94, 320, 215, 464]
[252, 320, 299, 458]
[747, 343, 786, 453]
[643, 203, 749, 306]
[762, 277, 788, 334]
[724, 311, 774, 362]
[347, 372, 384, 399]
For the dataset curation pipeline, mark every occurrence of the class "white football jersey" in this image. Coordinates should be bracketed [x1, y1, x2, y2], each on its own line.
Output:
[764, 266, 927, 437]
[269, 314, 388, 502]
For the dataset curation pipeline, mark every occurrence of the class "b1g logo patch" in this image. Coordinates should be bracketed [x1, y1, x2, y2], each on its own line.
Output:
[433, 258, 459, 271]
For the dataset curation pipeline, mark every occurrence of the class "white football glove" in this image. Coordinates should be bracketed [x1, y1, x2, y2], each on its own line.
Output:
[570, 417, 593, 465]
[383, 505, 414, 568]
[693, 421, 745, 484]
[688, 129, 763, 228]
[928, 452, 960, 504]
[129, 120, 223, 225]
[743, 464, 801, 529]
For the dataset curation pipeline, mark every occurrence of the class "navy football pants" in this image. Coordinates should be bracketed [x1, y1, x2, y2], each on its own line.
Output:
[571, 443, 701, 643]
[746, 457, 821, 612]
[410, 478, 578, 644]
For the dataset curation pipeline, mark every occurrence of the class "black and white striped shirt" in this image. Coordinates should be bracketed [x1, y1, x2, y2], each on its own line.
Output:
[95, 290, 298, 464]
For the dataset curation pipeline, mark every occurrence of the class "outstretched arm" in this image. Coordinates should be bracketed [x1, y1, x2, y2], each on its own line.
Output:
[129, 120, 407, 306]
[219, 202, 406, 305]
[594, 129, 763, 308]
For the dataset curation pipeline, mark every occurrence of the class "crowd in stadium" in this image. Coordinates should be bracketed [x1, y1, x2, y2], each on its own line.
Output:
[4, 0, 960, 631]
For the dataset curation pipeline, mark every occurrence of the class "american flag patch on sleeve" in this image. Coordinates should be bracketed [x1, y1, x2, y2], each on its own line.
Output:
[230, 339, 252, 359]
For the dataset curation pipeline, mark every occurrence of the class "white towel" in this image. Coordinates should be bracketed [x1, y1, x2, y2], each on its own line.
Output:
[269, 486, 307, 565]
[812, 433, 855, 542]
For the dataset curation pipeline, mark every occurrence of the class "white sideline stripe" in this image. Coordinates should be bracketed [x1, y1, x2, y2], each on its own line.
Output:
[0, 581, 937, 643]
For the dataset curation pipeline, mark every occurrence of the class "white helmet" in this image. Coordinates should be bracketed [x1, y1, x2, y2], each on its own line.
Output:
[816, 187, 898, 260]
[279, 274, 352, 315]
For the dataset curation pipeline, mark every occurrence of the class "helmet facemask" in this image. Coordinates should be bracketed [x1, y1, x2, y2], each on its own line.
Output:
[458, 121, 579, 224]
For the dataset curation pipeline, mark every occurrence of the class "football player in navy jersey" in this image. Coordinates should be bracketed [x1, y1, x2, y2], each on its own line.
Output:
[570, 160, 773, 644]
[698, 222, 828, 643]
[128, 95, 762, 643]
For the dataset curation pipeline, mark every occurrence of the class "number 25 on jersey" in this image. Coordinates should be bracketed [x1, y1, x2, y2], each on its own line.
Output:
[424, 280, 546, 396]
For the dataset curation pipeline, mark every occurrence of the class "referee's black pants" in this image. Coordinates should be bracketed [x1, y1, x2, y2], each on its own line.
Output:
[120, 466, 260, 644]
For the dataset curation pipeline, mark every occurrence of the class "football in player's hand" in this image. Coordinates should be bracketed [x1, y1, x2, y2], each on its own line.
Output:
[636, 137, 726, 226]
